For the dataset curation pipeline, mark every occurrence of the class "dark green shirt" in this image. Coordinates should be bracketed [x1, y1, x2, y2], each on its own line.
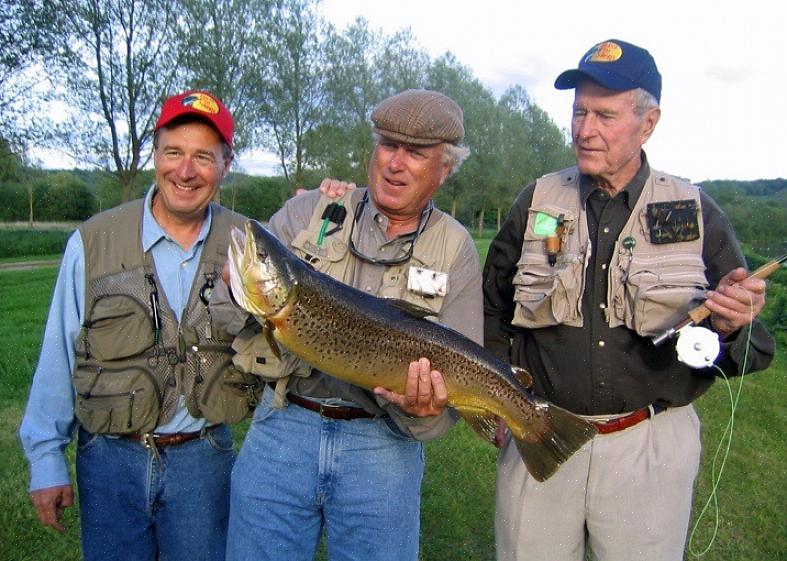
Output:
[483, 154, 775, 415]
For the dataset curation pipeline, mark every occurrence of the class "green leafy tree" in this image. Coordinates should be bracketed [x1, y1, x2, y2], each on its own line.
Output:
[0, 0, 57, 151]
[38, 171, 96, 220]
[44, 0, 185, 203]
[249, 0, 326, 193]
[223, 175, 288, 221]
[315, 20, 430, 184]
[178, 0, 272, 154]
[427, 53, 501, 230]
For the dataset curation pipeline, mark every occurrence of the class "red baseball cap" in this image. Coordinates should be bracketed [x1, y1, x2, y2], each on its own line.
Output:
[155, 90, 234, 148]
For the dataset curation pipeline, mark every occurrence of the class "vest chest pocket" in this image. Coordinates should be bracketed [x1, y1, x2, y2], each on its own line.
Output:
[73, 364, 161, 434]
[511, 249, 584, 327]
[83, 294, 155, 361]
[614, 253, 708, 336]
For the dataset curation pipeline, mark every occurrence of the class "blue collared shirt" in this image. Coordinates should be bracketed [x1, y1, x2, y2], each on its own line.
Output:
[19, 187, 212, 491]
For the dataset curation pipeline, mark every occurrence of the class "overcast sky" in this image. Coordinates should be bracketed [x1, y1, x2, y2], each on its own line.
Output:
[239, 0, 783, 183]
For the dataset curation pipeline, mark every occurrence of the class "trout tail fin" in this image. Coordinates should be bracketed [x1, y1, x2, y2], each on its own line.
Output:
[511, 404, 596, 482]
[456, 400, 596, 482]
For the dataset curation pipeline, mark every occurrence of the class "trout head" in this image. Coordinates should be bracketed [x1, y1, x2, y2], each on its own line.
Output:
[228, 220, 296, 320]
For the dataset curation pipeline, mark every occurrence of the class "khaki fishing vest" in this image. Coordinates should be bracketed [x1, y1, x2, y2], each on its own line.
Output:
[512, 167, 707, 336]
[290, 189, 466, 316]
[73, 198, 259, 434]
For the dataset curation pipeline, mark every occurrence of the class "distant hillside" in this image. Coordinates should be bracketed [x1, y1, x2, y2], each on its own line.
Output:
[699, 178, 787, 257]
[701, 178, 787, 200]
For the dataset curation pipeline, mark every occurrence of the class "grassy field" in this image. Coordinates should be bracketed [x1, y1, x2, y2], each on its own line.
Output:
[1, 253, 784, 561]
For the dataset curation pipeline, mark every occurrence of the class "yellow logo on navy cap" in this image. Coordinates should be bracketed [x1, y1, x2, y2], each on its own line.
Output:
[182, 92, 219, 114]
[586, 41, 623, 63]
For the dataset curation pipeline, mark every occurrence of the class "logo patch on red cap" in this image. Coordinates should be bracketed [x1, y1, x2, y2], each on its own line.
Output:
[586, 41, 623, 63]
[182, 93, 220, 115]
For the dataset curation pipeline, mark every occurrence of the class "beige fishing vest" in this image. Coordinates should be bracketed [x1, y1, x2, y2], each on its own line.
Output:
[73, 199, 259, 434]
[290, 189, 466, 316]
[512, 167, 707, 336]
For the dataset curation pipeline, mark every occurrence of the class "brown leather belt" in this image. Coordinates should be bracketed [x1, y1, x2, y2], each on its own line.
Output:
[122, 424, 220, 447]
[591, 405, 666, 435]
[286, 393, 375, 420]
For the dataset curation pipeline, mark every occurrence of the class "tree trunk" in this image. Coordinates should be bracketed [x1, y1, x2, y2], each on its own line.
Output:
[27, 183, 34, 227]
[477, 208, 485, 238]
[121, 177, 134, 203]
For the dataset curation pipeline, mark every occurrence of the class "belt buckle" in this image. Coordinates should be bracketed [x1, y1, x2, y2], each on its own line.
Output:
[141, 432, 162, 463]
[319, 402, 340, 419]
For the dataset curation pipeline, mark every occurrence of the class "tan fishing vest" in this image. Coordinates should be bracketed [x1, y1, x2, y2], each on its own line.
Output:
[73, 199, 260, 434]
[512, 167, 707, 336]
[290, 189, 466, 316]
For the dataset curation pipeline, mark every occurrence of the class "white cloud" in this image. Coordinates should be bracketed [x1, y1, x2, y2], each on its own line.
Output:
[317, 0, 786, 181]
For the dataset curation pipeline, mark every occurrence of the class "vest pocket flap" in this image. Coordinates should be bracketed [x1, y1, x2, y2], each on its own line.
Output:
[615, 254, 708, 336]
[524, 207, 576, 240]
[85, 295, 154, 361]
[292, 230, 347, 270]
[198, 361, 261, 424]
[74, 365, 160, 434]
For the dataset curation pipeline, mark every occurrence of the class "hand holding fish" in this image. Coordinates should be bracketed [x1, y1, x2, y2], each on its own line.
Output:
[704, 267, 766, 338]
[374, 358, 449, 417]
[228, 220, 598, 481]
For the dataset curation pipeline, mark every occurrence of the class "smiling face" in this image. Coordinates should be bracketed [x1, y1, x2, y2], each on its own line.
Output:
[367, 137, 451, 235]
[571, 80, 660, 194]
[152, 120, 230, 230]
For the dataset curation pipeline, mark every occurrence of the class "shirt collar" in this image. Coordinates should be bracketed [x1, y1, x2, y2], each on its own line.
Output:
[578, 150, 651, 211]
[361, 189, 435, 241]
[141, 185, 212, 252]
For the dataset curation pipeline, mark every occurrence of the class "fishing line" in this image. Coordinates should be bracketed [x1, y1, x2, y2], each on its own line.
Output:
[687, 293, 754, 557]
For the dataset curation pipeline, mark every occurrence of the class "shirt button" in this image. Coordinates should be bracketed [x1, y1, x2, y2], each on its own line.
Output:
[598, 340, 606, 347]
[601, 263, 608, 270]
[181, 262, 188, 268]
[599, 303, 606, 309]
[603, 227, 610, 234]
[365, 286, 372, 292]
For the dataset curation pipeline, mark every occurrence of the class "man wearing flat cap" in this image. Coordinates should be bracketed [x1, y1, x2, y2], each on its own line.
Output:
[222, 89, 481, 561]
[484, 39, 774, 561]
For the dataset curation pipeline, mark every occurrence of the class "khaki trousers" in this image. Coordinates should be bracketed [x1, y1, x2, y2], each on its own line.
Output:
[495, 405, 701, 561]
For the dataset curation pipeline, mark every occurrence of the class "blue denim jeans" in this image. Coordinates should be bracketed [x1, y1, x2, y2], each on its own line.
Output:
[76, 425, 235, 561]
[227, 387, 425, 561]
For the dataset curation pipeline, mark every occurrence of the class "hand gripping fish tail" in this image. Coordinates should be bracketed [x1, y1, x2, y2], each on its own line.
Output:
[228, 220, 597, 482]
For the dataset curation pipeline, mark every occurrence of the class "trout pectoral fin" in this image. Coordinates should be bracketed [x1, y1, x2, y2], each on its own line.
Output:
[386, 299, 437, 320]
[456, 406, 500, 445]
[511, 405, 597, 482]
[263, 322, 282, 360]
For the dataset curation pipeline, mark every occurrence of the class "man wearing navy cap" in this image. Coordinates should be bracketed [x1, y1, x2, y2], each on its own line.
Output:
[19, 90, 257, 560]
[484, 39, 774, 560]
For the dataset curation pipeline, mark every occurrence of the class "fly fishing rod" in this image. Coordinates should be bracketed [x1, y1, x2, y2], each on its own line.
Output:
[651, 253, 787, 367]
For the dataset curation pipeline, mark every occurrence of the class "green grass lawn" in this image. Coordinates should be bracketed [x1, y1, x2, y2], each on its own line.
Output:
[1, 258, 784, 561]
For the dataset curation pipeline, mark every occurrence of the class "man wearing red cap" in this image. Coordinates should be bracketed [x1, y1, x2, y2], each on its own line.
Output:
[484, 39, 774, 561]
[19, 90, 257, 560]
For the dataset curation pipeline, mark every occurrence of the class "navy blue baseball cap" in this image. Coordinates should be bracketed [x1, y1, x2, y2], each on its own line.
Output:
[554, 39, 662, 103]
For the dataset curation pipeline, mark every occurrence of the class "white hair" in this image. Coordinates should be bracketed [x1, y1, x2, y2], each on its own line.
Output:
[633, 88, 659, 115]
[371, 132, 470, 176]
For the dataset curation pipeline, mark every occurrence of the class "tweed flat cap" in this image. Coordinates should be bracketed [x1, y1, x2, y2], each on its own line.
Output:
[371, 89, 464, 145]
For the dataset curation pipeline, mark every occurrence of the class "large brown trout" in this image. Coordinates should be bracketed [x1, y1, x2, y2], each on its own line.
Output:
[228, 220, 596, 481]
